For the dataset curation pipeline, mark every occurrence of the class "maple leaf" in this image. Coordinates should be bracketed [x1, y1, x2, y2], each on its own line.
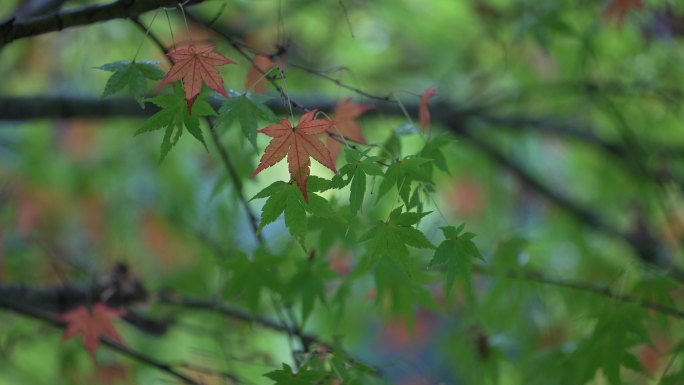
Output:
[59, 303, 126, 358]
[419, 87, 437, 136]
[157, 45, 235, 111]
[252, 110, 337, 201]
[602, 0, 643, 26]
[245, 54, 275, 94]
[326, 98, 374, 163]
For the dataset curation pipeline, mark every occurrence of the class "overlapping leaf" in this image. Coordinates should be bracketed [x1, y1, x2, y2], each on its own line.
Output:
[136, 84, 215, 161]
[376, 156, 434, 209]
[216, 94, 278, 150]
[97, 60, 165, 107]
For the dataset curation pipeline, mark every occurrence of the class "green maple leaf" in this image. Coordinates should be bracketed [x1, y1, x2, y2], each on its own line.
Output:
[251, 181, 308, 246]
[136, 84, 215, 161]
[569, 306, 650, 385]
[375, 156, 434, 209]
[359, 207, 434, 271]
[215, 94, 278, 151]
[287, 258, 336, 324]
[217, 248, 282, 314]
[429, 224, 484, 299]
[97, 60, 165, 108]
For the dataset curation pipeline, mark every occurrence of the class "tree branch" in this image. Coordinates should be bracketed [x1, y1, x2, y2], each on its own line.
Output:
[477, 267, 684, 319]
[0, 297, 203, 385]
[0, 0, 205, 47]
[1, 95, 681, 279]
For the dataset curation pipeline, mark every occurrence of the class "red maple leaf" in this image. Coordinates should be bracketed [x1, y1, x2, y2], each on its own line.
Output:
[252, 110, 336, 201]
[245, 54, 275, 94]
[419, 86, 437, 136]
[158, 45, 235, 111]
[327, 98, 373, 163]
[602, 0, 644, 26]
[59, 303, 126, 358]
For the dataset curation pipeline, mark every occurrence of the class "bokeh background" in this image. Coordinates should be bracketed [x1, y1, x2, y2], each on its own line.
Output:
[1, 0, 684, 384]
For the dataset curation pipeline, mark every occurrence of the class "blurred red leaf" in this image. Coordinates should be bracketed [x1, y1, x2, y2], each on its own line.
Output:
[59, 303, 126, 358]
[327, 248, 352, 276]
[327, 98, 373, 163]
[603, 0, 644, 26]
[246, 54, 275, 93]
[419, 86, 437, 136]
[93, 363, 130, 385]
[444, 178, 485, 218]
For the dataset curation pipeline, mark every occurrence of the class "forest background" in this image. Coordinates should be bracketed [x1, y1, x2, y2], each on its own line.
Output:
[1, 1, 684, 385]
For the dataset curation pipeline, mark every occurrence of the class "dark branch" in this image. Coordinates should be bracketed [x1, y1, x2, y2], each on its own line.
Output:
[0, 95, 681, 279]
[0, 297, 202, 385]
[157, 291, 383, 375]
[0, 0, 205, 47]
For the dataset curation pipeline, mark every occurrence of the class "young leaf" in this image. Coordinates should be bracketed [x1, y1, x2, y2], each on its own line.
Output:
[252, 110, 337, 201]
[97, 60, 164, 107]
[157, 45, 236, 112]
[216, 95, 278, 151]
[419, 86, 437, 136]
[136, 84, 215, 161]
[327, 98, 374, 163]
[59, 303, 126, 358]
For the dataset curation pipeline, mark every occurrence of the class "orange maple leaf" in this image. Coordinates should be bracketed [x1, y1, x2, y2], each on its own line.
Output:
[419, 86, 437, 136]
[252, 110, 337, 201]
[327, 98, 374, 163]
[59, 303, 126, 358]
[158, 45, 236, 111]
[602, 0, 644, 26]
[246, 54, 275, 94]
